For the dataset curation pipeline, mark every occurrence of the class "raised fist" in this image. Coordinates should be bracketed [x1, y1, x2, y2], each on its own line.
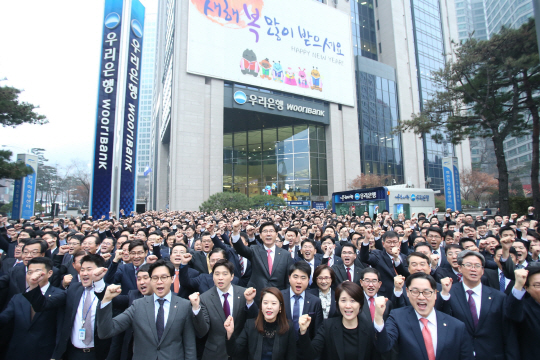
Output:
[298, 314, 311, 335]
[189, 292, 200, 310]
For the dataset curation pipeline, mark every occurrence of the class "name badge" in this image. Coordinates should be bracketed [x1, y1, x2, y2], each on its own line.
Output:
[78, 329, 86, 340]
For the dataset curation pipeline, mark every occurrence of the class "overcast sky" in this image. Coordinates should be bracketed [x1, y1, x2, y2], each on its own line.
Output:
[0, 0, 155, 172]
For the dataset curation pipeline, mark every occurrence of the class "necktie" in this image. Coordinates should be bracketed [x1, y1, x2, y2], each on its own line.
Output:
[433, 250, 439, 255]
[392, 259, 398, 275]
[420, 318, 436, 360]
[369, 297, 375, 321]
[223, 293, 231, 318]
[499, 272, 506, 292]
[156, 299, 165, 341]
[516, 264, 524, 269]
[328, 256, 333, 267]
[293, 294, 301, 339]
[457, 273, 463, 283]
[346, 267, 352, 282]
[308, 262, 313, 285]
[15, 261, 24, 267]
[238, 255, 245, 276]
[174, 269, 180, 293]
[466, 290, 479, 328]
[267, 249, 273, 275]
[82, 287, 94, 346]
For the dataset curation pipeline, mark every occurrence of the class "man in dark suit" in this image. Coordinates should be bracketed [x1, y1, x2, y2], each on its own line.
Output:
[105, 240, 149, 295]
[439, 250, 523, 359]
[0, 257, 63, 360]
[97, 260, 197, 360]
[360, 231, 408, 298]
[189, 260, 255, 360]
[483, 245, 516, 294]
[210, 229, 252, 287]
[231, 220, 293, 297]
[319, 235, 343, 266]
[327, 242, 365, 285]
[373, 273, 474, 360]
[433, 244, 463, 284]
[426, 227, 451, 270]
[294, 239, 322, 289]
[359, 268, 392, 322]
[189, 232, 215, 274]
[23, 254, 111, 360]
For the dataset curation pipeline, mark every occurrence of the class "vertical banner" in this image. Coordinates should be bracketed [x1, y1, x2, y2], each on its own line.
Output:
[442, 157, 462, 211]
[452, 157, 462, 211]
[119, 0, 145, 214]
[91, 0, 124, 219]
[11, 154, 38, 219]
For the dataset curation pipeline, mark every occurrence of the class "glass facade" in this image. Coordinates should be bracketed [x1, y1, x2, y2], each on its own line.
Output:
[485, 0, 533, 36]
[350, 0, 378, 60]
[357, 71, 404, 183]
[411, 0, 452, 191]
[223, 121, 327, 200]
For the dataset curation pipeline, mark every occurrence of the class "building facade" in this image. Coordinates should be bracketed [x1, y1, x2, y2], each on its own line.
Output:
[149, 0, 470, 210]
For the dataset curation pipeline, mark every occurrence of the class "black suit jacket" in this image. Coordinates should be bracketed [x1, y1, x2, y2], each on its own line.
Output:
[433, 266, 459, 284]
[484, 268, 513, 295]
[359, 245, 408, 299]
[441, 283, 519, 360]
[307, 288, 338, 319]
[178, 265, 239, 294]
[191, 251, 211, 274]
[332, 259, 365, 286]
[226, 318, 296, 360]
[0, 285, 64, 360]
[23, 282, 112, 360]
[1, 257, 17, 271]
[0, 265, 61, 308]
[104, 261, 138, 294]
[211, 234, 252, 287]
[232, 239, 293, 296]
[506, 295, 540, 360]
[298, 315, 376, 360]
[281, 288, 323, 341]
[360, 294, 392, 323]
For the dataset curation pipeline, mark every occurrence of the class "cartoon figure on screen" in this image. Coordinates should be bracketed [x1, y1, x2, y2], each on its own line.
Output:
[297, 68, 309, 88]
[284, 67, 297, 86]
[310, 67, 323, 91]
[240, 49, 259, 77]
[272, 61, 284, 83]
[260, 58, 272, 80]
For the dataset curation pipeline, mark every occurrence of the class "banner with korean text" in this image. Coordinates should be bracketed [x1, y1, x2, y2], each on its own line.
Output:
[187, 0, 355, 106]
[11, 154, 38, 220]
[91, 0, 124, 219]
[119, 0, 145, 214]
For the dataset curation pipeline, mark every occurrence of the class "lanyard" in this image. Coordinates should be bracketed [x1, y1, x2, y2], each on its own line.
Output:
[81, 289, 96, 326]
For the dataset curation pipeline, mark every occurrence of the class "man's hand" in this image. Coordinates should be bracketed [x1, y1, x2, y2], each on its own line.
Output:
[103, 284, 122, 303]
[232, 220, 241, 236]
[182, 253, 193, 265]
[224, 315, 235, 340]
[244, 287, 256, 305]
[92, 267, 108, 282]
[440, 277, 453, 296]
[62, 274, 73, 288]
[58, 245, 70, 256]
[374, 297, 388, 326]
[298, 314, 311, 335]
[146, 255, 158, 264]
[391, 246, 400, 261]
[113, 249, 123, 263]
[430, 253, 440, 269]
[514, 269, 528, 290]
[394, 275, 405, 292]
[324, 243, 334, 257]
[189, 292, 200, 310]
[101, 253, 111, 262]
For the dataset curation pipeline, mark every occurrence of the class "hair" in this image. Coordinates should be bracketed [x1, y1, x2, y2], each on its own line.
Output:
[23, 239, 47, 254]
[340, 242, 356, 254]
[445, 244, 463, 254]
[459, 238, 476, 247]
[499, 226, 516, 236]
[288, 261, 312, 278]
[200, 231, 212, 238]
[525, 265, 540, 287]
[381, 231, 399, 241]
[405, 272, 437, 290]
[171, 242, 188, 252]
[72, 250, 87, 262]
[80, 253, 106, 268]
[137, 263, 151, 275]
[148, 259, 175, 277]
[42, 231, 59, 240]
[414, 242, 434, 252]
[121, 240, 132, 250]
[285, 228, 299, 236]
[255, 287, 289, 335]
[320, 235, 335, 244]
[526, 229, 540, 241]
[83, 234, 102, 246]
[20, 229, 36, 238]
[208, 247, 227, 260]
[335, 281, 364, 311]
[259, 222, 278, 233]
[301, 238, 316, 248]
[212, 259, 235, 274]
[28, 256, 54, 272]
[457, 250, 485, 267]
[360, 267, 381, 281]
[313, 264, 336, 285]
[406, 252, 431, 265]
[129, 239, 149, 252]
[426, 227, 443, 237]
[514, 239, 530, 252]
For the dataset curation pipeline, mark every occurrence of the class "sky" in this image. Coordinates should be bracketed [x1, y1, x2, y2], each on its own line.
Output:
[0, 0, 156, 171]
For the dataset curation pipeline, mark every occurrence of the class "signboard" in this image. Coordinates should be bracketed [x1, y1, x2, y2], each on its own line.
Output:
[187, 0, 355, 106]
[333, 187, 387, 204]
[287, 201, 311, 207]
[442, 157, 462, 211]
[224, 86, 329, 124]
[91, 0, 124, 219]
[11, 154, 38, 219]
[312, 201, 327, 210]
[119, 0, 145, 214]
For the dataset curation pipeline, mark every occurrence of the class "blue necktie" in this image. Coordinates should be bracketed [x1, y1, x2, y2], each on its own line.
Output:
[499, 272, 506, 292]
[156, 299, 165, 341]
[293, 295, 301, 339]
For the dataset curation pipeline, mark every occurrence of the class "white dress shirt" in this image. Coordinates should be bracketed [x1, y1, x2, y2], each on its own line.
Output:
[344, 264, 355, 278]
[153, 291, 172, 328]
[264, 245, 276, 263]
[26, 282, 50, 295]
[217, 285, 234, 310]
[289, 288, 305, 315]
[462, 282, 482, 317]
[498, 268, 511, 289]
[72, 279, 105, 349]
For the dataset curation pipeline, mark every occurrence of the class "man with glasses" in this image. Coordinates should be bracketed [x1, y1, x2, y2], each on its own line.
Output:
[426, 227, 451, 270]
[439, 250, 524, 359]
[360, 268, 393, 323]
[360, 231, 409, 298]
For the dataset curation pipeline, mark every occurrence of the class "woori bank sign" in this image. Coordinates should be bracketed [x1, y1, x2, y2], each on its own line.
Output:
[187, 0, 355, 106]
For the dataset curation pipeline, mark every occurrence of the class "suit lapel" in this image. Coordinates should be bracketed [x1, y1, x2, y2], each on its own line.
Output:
[283, 289, 292, 318]
[159, 295, 179, 344]
[19, 294, 32, 326]
[231, 285, 244, 318]
[333, 320, 345, 360]
[406, 307, 429, 360]
[272, 248, 285, 276]
[435, 312, 449, 359]
[16, 267, 26, 293]
[257, 247, 271, 275]
[31, 286, 55, 325]
[146, 296, 159, 345]
[453, 284, 475, 332]
[210, 288, 227, 322]
[71, 285, 85, 326]
[476, 285, 492, 329]
[303, 294, 311, 315]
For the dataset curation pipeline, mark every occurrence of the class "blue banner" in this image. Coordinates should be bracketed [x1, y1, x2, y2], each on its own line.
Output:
[21, 169, 37, 219]
[312, 201, 327, 210]
[453, 162, 462, 211]
[11, 155, 38, 219]
[91, 0, 124, 219]
[12, 178, 22, 219]
[119, 0, 145, 214]
[442, 157, 455, 211]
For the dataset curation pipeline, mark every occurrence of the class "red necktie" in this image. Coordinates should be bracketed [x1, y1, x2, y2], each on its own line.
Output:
[420, 318, 436, 360]
[346, 268, 352, 282]
[174, 269, 180, 293]
[267, 249, 273, 275]
[457, 273, 463, 283]
[369, 297, 375, 320]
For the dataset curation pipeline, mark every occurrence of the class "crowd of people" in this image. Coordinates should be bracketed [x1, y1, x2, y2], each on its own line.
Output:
[0, 206, 539, 360]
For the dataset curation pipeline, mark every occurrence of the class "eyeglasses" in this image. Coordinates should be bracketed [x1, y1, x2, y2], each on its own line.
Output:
[261, 230, 276, 234]
[384, 240, 399, 245]
[317, 276, 332, 281]
[427, 235, 441, 239]
[23, 250, 41, 256]
[408, 289, 435, 298]
[130, 251, 146, 256]
[361, 279, 380, 284]
[151, 275, 171, 282]
[462, 263, 483, 269]
[68, 242, 80, 246]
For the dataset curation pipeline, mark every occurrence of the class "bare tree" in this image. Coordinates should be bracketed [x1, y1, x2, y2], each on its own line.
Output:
[349, 173, 393, 189]
[460, 170, 498, 203]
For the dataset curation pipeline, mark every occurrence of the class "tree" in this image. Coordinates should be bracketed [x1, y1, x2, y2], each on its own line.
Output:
[395, 21, 539, 215]
[0, 150, 33, 179]
[249, 195, 287, 209]
[70, 160, 91, 208]
[348, 173, 393, 189]
[510, 176, 525, 197]
[199, 192, 252, 212]
[460, 170, 498, 203]
[0, 85, 48, 127]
